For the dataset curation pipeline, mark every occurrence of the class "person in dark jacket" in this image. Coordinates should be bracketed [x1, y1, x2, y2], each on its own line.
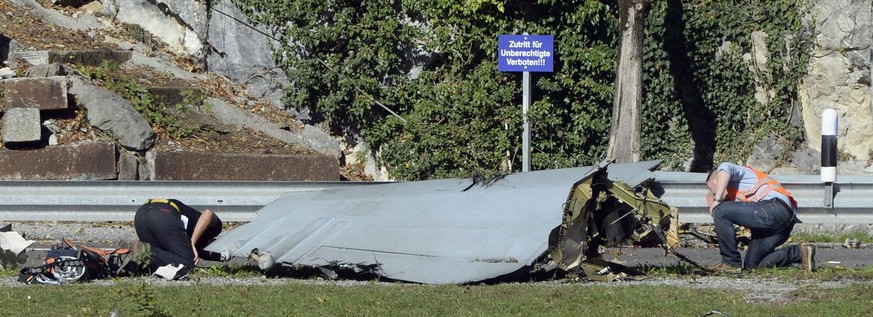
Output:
[133, 198, 222, 274]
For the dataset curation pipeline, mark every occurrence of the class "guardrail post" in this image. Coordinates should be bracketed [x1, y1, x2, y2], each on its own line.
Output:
[821, 108, 838, 209]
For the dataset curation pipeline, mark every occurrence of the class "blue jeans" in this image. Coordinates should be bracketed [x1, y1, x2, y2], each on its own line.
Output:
[712, 199, 801, 269]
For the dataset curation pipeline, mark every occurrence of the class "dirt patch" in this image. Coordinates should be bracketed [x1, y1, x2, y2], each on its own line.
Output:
[0, 2, 114, 53]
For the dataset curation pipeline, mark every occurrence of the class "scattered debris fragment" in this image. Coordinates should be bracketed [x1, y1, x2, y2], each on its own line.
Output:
[0, 223, 34, 269]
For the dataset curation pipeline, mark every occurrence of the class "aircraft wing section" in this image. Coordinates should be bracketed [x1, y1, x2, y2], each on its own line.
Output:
[206, 160, 662, 284]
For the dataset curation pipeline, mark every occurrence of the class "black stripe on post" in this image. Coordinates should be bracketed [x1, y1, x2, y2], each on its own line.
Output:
[821, 135, 838, 167]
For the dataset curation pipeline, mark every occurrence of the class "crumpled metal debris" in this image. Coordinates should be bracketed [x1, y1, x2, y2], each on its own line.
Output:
[546, 162, 679, 281]
[0, 224, 34, 269]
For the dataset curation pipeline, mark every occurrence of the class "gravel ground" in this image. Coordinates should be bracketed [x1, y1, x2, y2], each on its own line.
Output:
[6, 222, 139, 246]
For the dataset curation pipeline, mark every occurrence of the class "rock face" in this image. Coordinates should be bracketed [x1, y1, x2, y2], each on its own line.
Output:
[108, 0, 206, 58]
[109, 0, 288, 111]
[205, 0, 289, 111]
[799, 0, 873, 161]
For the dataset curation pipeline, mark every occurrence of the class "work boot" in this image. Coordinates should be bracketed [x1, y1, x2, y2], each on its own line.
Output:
[706, 262, 741, 274]
[801, 243, 816, 272]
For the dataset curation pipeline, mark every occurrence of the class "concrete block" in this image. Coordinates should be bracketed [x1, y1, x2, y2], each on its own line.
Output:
[25, 63, 72, 77]
[1, 77, 69, 111]
[15, 51, 50, 67]
[118, 151, 140, 180]
[154, 151, 339, 181]
[1, 107, 42, 145]
[0, 142, 117, 180]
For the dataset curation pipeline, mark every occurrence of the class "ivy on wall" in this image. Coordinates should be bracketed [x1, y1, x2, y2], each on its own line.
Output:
[642, 0, 813, 171]
[231, 0, 812, 179]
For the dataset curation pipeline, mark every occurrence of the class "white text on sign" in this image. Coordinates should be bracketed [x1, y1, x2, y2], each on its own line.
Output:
[508, 40, 546, 48]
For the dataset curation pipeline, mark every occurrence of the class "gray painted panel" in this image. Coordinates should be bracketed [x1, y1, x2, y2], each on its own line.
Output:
[206, 161, 662, 284]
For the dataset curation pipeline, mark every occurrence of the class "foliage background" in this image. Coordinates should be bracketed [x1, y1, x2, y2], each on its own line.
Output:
[231, 0, 812, 180]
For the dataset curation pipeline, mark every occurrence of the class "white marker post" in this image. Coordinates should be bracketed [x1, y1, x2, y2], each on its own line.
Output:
[821, 108, 838, 208]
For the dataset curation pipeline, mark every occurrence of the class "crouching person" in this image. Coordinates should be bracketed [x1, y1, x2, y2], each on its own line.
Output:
[706, 162, 815, 273]
[133, 198, 222, 277]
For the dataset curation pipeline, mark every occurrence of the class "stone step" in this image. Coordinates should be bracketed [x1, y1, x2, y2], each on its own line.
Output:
[0, 76, 69, 112]
[16, 50, 132, 67]
[50, 50, 132, 66]
[0, 142, 117, 180]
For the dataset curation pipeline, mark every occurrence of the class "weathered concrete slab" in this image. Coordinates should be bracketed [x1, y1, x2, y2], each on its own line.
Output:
[117, 151, 139, 180]
[0, 77, 69, 111]
[25, 63, 72, 77]
[15, 51, 50, 66]
[153, 151, 339, 181]
[48, 50, 132, 66]
[0, 142, 117, 180]
[1, 107, 41, 145]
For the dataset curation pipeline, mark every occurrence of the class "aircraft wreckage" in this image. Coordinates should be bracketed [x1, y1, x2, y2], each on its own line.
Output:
[206, 160, 680, 284]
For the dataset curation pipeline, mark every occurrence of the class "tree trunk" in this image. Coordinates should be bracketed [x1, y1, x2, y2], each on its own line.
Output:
[606, 0, 649, 163]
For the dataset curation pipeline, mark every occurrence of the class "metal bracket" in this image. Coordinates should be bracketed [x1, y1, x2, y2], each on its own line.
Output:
[825, 182, 834, 209]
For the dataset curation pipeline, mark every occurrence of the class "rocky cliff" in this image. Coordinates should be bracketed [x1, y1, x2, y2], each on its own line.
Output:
[0, 0, 364, 181]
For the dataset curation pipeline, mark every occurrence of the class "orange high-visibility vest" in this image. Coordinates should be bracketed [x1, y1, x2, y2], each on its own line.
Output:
[724, 166, 798, 209]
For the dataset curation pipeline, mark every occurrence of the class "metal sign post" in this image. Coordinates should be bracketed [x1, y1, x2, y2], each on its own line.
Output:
[522, 71, 531, 172]
[498, 34, 554, 172]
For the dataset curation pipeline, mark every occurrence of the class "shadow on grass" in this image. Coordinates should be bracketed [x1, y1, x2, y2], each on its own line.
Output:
[189, 255, 873, 285]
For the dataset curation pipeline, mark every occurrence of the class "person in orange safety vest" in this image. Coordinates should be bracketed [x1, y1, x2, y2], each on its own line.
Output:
[706, 162, 815, 272]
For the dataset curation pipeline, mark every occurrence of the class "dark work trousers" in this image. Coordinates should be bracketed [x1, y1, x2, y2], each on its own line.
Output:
[712, 199, 801, 269]
[134, 203, 195, 273]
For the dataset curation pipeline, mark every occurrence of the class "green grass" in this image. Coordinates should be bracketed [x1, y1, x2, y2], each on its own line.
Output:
[754, 264, 873, 280]
[792, 230, 872, 244]
[1, 279, 872, 316]
[3, 263, 873, 316]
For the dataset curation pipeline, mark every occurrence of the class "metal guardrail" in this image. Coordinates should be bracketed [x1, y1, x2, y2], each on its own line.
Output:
[2, 173, 872, 224]
[0, 181, 388, 222]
